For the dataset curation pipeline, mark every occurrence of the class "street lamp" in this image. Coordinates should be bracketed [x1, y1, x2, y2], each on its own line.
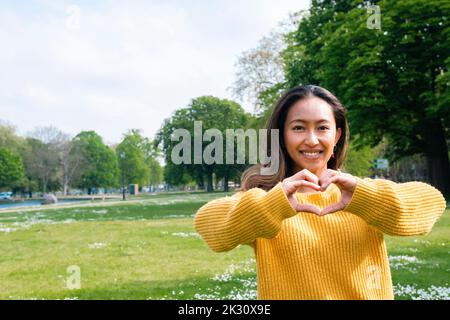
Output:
[120, 152, 126, 201]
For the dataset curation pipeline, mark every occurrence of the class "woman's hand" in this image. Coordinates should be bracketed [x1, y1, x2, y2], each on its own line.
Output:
[281, 169, 321, 215]
[319, 169, 357, 215]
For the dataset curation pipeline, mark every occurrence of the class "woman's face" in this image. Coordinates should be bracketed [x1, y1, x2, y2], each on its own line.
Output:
[283, 96, 342, 177]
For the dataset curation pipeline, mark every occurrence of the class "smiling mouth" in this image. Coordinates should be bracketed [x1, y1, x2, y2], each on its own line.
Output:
[299, 151, 323, 159]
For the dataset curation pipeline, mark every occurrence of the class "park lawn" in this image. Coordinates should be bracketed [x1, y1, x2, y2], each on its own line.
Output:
[0, 192, 448, 300]
[0, 192, 255, 300]
[385, 208, 450, 300]
[0, 218, 255, 299]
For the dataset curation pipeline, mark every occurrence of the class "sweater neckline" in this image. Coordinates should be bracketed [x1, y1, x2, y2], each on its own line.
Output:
[296, 183, 339, 202]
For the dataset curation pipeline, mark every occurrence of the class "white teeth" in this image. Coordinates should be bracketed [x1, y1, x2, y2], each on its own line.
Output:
[300, 151, 321, 159]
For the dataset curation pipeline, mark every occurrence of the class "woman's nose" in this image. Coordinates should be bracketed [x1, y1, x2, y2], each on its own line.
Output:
[305, 131, 319, 146]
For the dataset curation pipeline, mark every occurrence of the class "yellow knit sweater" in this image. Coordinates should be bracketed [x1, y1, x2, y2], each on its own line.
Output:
[194, 178, 446, 300]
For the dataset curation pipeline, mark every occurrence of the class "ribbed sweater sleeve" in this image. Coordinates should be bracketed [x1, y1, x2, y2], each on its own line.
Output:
[344, 178, 446, 236]
[194, 182, 297, 252]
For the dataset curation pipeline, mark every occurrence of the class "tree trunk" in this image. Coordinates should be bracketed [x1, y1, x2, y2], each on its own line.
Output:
[42, 177, 47, 194]
[196, 169, 205, 190]
[224, 173, 229, 192]
[63, 183, 68, 196]
[424, 121, 450, 197]
[425, 152, 450, 197]
[206, 170, 214, 193]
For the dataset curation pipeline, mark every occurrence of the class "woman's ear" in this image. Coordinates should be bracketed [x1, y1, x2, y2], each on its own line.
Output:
[335, 128, 342, 145]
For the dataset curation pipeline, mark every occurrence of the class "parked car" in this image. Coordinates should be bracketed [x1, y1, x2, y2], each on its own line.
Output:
[0, 192, 13, 200]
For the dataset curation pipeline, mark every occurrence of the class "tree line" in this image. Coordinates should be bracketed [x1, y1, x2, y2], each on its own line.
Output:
[0, 122, 163, 196]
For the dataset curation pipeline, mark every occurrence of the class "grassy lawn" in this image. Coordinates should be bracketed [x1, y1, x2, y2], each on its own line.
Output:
[385, 209, 450, 300]
[0, 192, 448, 300]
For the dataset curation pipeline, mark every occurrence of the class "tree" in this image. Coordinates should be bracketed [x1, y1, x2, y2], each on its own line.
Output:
[146, 156, 163, 191]
[0, 121, 37, 195]
[141, 135, 164, 190]
[229, 12, 303, 117]
[230, 32, 286, 114]
[282, 0, 355, 89]
[30, 129, 87, 196]
[13, 139, 38, 197]
[27, 126, 79, 193]
[116, 130, 151, 188]
[162, 161, 192, 189]
[74, 131, 119, 193]
[22, 137, 59, 193]
[60, 137, 89, 196]
[0, 120, 24, 153]
[0, 148, 24, 190]
[157, 96, 252, 192]
[158, 117, 196, 189]
[343, 141, 376, 177]
[29, 126, 67, 145]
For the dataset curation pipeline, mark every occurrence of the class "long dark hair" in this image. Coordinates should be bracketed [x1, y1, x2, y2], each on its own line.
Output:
[240, 85, 349, 191]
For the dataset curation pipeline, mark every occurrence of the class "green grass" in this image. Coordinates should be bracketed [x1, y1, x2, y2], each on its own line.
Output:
[0, 192, 448, 300]
[0, 219, 255, 299]
[385, 210, 450, 300]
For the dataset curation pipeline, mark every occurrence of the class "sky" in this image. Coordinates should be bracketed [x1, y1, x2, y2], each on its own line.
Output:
[0, 0, 310, 145]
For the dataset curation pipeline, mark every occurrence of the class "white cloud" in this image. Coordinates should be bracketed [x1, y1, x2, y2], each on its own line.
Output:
[0, 0, 310, 143]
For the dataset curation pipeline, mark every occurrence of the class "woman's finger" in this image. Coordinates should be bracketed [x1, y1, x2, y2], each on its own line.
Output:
[328, 174, 353, 189]
[320, 201, 345, 216]
[289, 180, 321, 191]
[296, 203, 321, 215]
[290, 169, 319, 185]
[319, 170, 340, 191]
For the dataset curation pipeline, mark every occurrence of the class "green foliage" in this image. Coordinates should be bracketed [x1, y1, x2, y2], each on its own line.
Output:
[0, 147, 24, 189]
[157, 96, 252, 191]
[74, 131, 119, 190]
[0, 122, 39, 194]
[21, 137, 60, 193]
[116, 129, 152, 187]
[146, 156, 163, 188]
[435, 56, 450, 127]
[0, 121, 24, 154]
[343, 141, 376, 177]
[163, 162, 191, 187]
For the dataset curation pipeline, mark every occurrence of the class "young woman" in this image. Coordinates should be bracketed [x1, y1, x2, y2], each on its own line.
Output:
[194, 85, 446, 300]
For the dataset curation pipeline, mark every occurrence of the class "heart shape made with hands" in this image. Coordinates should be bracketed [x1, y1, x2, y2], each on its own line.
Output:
[282, 169, 357, 216]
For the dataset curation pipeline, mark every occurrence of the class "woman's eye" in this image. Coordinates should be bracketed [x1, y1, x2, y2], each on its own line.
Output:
[318, 126, 330, 131]
[293, 126, 304, 131]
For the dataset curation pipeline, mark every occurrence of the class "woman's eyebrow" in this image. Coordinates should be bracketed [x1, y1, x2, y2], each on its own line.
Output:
[288, 119, 331, 124]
